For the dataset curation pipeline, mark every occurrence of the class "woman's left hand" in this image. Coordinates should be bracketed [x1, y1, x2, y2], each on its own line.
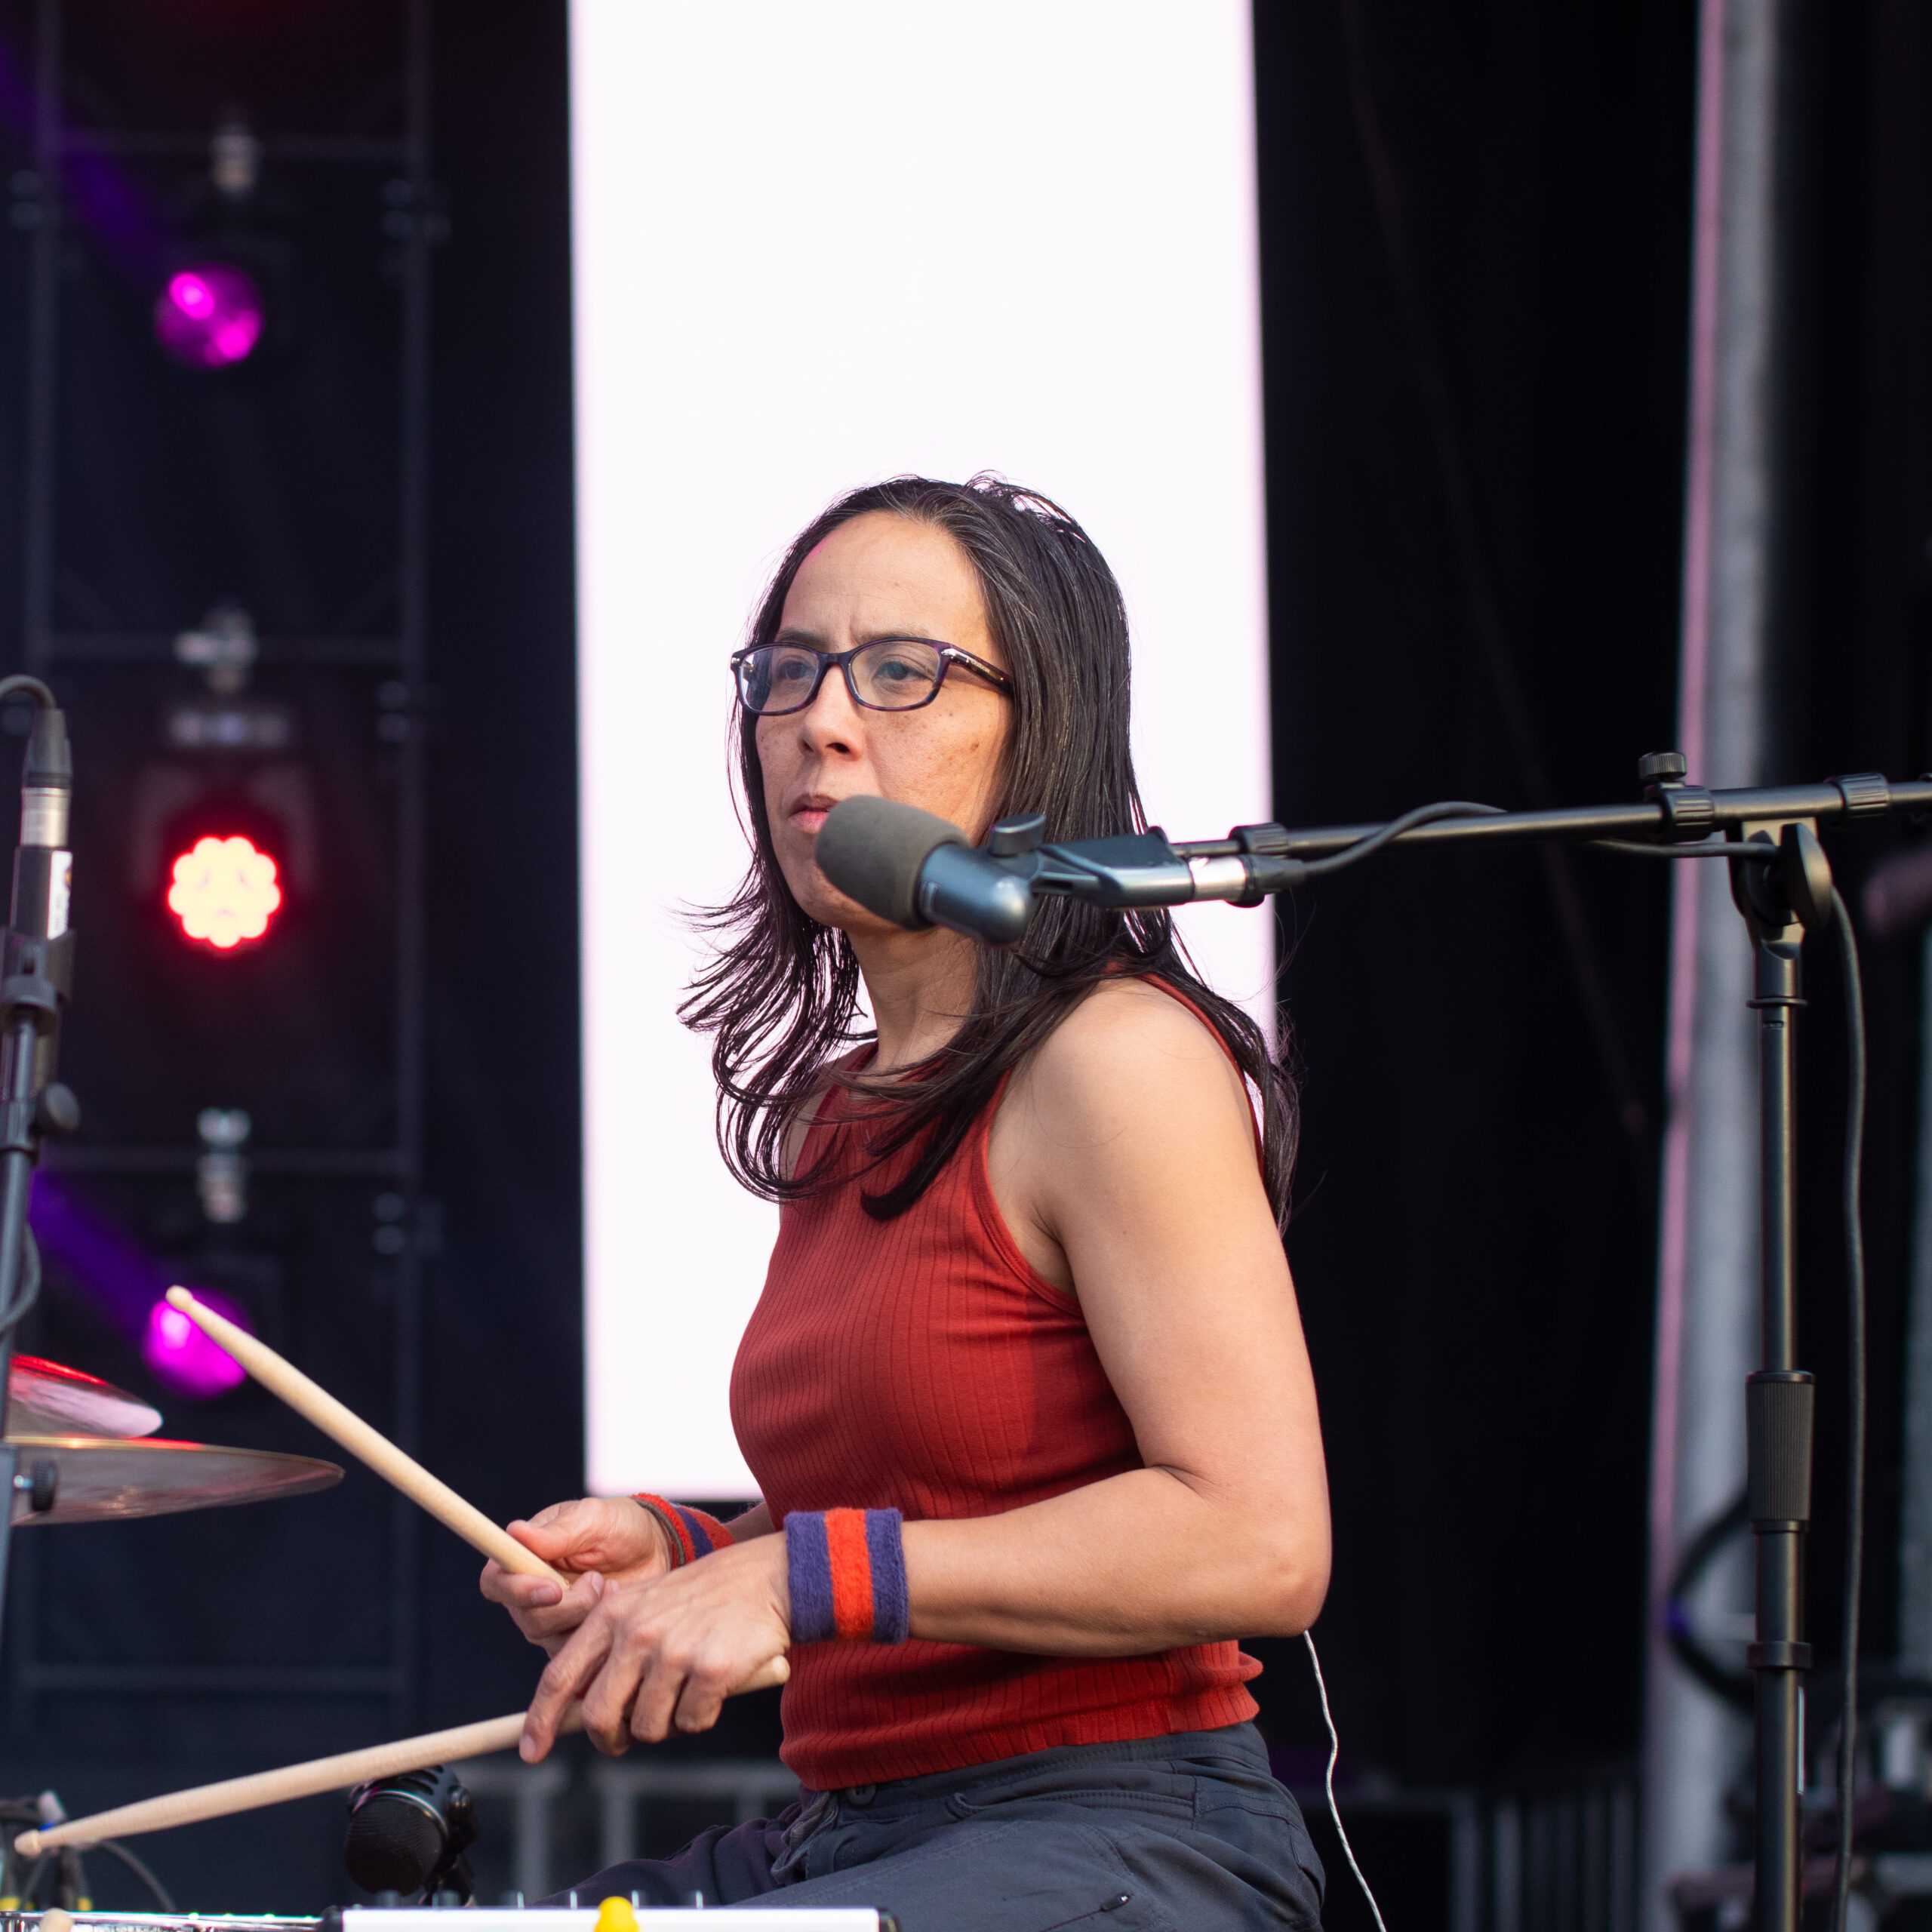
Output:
[519, 1535, 792, 1759]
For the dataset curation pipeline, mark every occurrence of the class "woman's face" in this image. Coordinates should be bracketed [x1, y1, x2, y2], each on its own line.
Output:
[756, 511, 1013, 934]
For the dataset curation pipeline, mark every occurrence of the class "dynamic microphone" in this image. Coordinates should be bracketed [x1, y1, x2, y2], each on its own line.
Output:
[816, 795, 1035, 944]
[816, 796, 1305, 946]
[344, 1764, 477, 1903]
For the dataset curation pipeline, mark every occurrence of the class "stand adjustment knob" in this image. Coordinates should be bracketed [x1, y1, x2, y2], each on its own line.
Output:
[33, 1084, 77, 1139]
[1746, 1639, 1813, 1671]
[1638, 750, 1688, 784]
[987, 814, 1045, 857]
[1830, 771, 1890, 820]
[12, 1460, 56, 1513]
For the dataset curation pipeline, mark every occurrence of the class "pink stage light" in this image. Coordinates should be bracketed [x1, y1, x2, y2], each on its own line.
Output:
[153, 263, 263, 370]
[143, 1289, 248, 1399]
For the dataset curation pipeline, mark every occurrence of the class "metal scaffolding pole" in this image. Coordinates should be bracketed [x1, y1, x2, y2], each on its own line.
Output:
[1641, 0, 1792, 1926]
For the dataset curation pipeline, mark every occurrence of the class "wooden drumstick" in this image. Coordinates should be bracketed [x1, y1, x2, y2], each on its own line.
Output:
[164, 1287, 789, 1697]
[165, 1287, 567, 1589]
[14, 1706, 587, 1854]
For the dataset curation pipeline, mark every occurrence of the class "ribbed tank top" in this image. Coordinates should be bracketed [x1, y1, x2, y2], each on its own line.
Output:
[729, 979, 1262, 1790]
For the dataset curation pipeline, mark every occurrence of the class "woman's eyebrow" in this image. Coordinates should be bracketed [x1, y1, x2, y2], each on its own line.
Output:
[767, 627, 955, 648]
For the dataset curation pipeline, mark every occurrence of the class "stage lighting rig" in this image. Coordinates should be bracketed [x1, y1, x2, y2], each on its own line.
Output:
[11, 0, 444, 1762]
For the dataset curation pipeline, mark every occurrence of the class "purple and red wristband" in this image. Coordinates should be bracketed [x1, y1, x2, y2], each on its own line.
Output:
[785, 1507, 909, 1644]
[633, 1494, 909, 1647]
[632, 1494, 735, 1567]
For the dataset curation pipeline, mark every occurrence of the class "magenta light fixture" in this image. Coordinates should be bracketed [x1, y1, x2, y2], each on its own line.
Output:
[143, 1287, 249, 1399]
[153, 263, 263, 370]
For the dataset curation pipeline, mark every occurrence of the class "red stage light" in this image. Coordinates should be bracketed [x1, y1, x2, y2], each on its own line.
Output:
[167, 834, 281, 949]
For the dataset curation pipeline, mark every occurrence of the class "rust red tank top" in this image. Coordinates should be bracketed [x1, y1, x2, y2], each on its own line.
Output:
[729, 980, 1262, 1790]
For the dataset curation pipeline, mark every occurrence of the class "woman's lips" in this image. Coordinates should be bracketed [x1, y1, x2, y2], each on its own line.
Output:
[790, 804, 831, 832]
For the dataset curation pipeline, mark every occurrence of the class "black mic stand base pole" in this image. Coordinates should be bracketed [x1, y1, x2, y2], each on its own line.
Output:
[0, 1004, 54, 1637]
[1743, 916, 1815, 1932]
[0, 688, 80, 1657]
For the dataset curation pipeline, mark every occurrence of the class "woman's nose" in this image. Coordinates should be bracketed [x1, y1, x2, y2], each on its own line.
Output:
[793, 665, 863, 752]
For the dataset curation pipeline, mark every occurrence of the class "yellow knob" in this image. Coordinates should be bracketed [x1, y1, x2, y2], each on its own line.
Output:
[595, 1897, 639, 1932]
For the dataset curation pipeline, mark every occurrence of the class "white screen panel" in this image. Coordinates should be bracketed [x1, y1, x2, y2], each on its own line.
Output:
[574, 1, 1269, 1497]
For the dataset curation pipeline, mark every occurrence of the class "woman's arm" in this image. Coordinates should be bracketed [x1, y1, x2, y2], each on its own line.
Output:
[727, 1500, 777, 1540]
[921, 976, 1329, 1649]
[519, 981, 1327, 1755]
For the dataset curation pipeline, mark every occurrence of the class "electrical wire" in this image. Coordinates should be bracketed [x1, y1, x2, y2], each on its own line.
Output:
[91, 1838, 174, 1912]
[0, 1230, 42, 1344]
[0, 678, 54, 713]
[1305, 1630, 1389, 1932]
[1299, 801, 1505, 879]
[1588, 839, 1780, 860]
[1829, 888, 1866, 1932]
[1299, 811, 1787, 882]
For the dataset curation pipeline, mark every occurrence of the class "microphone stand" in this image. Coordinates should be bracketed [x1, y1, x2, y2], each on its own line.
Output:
[0, 675, 78, 1652]
[999, 753, 1930, 1932]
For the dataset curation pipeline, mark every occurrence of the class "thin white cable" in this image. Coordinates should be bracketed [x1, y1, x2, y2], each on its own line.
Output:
[1306, 1629, 1389, 1932]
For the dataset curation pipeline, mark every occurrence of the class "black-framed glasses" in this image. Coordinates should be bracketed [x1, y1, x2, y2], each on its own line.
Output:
[731, 638, 1014, 716]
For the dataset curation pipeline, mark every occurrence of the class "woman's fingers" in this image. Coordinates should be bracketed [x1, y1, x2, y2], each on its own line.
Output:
[508, 1498, 669, 1578]
[521, 1543, 790, 1760]
[479, 1558, 560, 1608]
[666, 1644, 737, 1739]
[623, 1627, 690, 1744]
[483, 1561, 602, 1648]
[521, 1605, 616, 1761]
[580, 1610, 655, 1755]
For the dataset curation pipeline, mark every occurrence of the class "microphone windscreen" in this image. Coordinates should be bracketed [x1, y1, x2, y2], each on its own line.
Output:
[343, 1793, 444, 1895]
[817, 795, 967, 930]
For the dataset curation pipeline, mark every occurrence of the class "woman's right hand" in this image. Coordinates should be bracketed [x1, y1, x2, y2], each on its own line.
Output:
[479, 1497, 676, 1656]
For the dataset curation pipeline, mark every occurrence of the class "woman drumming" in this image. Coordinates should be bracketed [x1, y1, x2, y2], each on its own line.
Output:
[482, 477, 1331, 1930]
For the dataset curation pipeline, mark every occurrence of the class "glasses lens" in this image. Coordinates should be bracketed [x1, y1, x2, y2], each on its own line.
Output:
[852, 639, 945, 710]
[737, 645, 821, 714]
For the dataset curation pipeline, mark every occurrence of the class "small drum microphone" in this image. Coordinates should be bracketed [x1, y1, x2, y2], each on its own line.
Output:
[343, 1764, 475, 1903]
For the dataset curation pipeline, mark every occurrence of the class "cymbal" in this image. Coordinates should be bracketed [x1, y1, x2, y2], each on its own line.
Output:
[8, 1355, 162, 1440]
[3, 1435, 343, 1524]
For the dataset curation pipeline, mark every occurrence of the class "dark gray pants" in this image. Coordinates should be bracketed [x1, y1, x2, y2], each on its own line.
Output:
[550, 1722, 1325, 1931]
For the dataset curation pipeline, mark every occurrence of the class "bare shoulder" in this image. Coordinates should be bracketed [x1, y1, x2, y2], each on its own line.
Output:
[1011, 978, 1254, 1146]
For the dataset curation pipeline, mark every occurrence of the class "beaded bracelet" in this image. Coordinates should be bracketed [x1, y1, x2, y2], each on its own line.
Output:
[633, 1494, 736, 1567]
[785, 1507, 909, 1644]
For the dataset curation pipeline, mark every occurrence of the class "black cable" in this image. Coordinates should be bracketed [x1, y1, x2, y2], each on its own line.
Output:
[1662, 1491, 1755, 1712]
[0, 1230, 43, 1343]
[1299, 801, 1506, 878]
[91, 1838, 174, 1912]
[1297, 812, 1788, 884]
[1588, 839, 1780, 861]
[1829, 886, 1866, 1932]
[0, 678, 54, 712]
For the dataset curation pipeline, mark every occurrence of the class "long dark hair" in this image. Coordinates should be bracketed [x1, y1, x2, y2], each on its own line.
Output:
[680, 475, 1299, 1226]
